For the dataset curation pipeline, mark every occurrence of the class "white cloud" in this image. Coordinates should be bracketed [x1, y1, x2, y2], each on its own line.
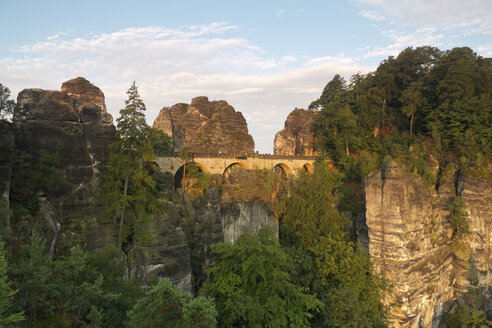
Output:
[363, 27, 444, 58]
[355, 0, 492, 32]
[0, 23, 370, 153]
[354, 0, 492, 60]
[276, 9, 286, 16]
[478, 45, 492, 56]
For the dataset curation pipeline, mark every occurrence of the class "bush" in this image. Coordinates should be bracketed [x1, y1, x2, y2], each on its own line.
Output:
[449, 196, 470, 236]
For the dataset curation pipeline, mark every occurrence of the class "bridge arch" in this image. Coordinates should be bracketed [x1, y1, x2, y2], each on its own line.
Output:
[301, 163, 314, 173]
[174, 162, 208, 190]
[273, 163, 292, 178]
[223, 162, 246, 176]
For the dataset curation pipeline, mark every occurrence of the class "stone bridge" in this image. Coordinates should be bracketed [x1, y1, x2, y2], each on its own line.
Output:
[155, 153, 317, 180]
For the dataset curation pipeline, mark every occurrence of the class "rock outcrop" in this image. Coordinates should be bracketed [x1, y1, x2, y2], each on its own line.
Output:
[11, 78, 193, 290]
[274, 108, 318, 156]
[13, 78, 117, 254]
[61, 77, 107, 113]
[153, 96, 255, 155]
[364, 161, 492, 327]
[180, 167, 278, 292]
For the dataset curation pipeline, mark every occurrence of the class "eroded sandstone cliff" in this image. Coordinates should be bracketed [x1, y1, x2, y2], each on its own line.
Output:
[153, 96, 255, 155]
[274, 108, 318, 156]
[10, 78, 194, 291]
[364, 161, 492, 327]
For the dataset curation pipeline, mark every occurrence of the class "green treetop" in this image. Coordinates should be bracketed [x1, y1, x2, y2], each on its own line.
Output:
[202, 228, 320, 328]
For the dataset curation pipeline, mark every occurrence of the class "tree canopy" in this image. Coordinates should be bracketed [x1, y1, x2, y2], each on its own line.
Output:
[313, 46, 492, 173]
[202, 228, 320, 328]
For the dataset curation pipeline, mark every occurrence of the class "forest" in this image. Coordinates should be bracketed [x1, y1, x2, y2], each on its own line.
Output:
[0, 46, 491, 327]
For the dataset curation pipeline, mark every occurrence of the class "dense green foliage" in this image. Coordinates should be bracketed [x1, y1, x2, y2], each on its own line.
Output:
[278, 163, 389, 327]
[313, 47, 492, 175]
[0, 242, 24, 326]
[7, 230, 141, 327]
[148, 127, 173, 156]
[449, 196, 471, 236]
[128, 278, 216, 328]
[202, 228, 320, 328]
[103, 82, 165, 251]
[445, 288, 492, 328]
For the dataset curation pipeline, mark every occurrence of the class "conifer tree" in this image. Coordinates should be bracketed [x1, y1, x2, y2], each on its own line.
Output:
[0, 242, 24, 327]
[104, 82, 158, 251]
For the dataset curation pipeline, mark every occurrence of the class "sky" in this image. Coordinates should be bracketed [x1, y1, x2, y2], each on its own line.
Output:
[1, 0, 491, 153]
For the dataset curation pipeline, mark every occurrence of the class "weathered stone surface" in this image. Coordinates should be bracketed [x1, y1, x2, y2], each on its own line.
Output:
[274, 108, 318, 156]
[12, 78, 118, 253]
[221, 202, 277, 243]
[16, 78, 113, 125]
[364, 161, 492, 328]
[153, 96, 255, 155]
[132, 202, 193, 294]
[61, 77, 107, 111]
[181, 167, 278, 291]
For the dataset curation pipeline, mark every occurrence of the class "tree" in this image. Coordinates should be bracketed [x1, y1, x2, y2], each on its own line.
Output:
[9, 230, 57, 327]
[148, 127, 173, 156]
[104, 82, 159, 251]
[127, 278, 216, 328]
[0, 84, 15, 120]
[309, 74, 346, 110]
[278, 164, 390, 327]
[0, 242, 24, 327]
[401, 81, 424, 141]
[202, 228, 320, 328]
[449, 196, 470, 236]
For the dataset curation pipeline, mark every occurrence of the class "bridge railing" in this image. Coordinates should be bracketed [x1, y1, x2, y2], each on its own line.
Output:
[163, 151, 318, 161]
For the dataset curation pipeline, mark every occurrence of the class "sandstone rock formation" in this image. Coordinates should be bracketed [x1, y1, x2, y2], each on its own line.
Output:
[16, 77, 112, 124]
[11, 78, 193, 290]
[180, 167, 278, 292]
[364, 161, 492, 327]
[13, 78, 117, 256]
[153, 96, 255, 155]
[274, 108, 318, 156]
[61, 77, 107, 112]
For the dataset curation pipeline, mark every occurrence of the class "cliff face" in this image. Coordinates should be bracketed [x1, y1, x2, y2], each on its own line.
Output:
[181, 167, 278, 291]
[13, 79, 117, 254]
[10, 78, 194, 291]
[9, 80, 277, 294]
[153, 96, 255, 155]
[274, 108, 318, 156]
[364, 161, 492, 327]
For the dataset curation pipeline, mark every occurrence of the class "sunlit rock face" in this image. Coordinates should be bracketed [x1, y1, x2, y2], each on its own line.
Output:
[16, 77, 112, 124]
[364, 161, 492, 328]
[61, 77, 107, 113]
[274, 108, 318, 156]
[153, 96, 255, 155]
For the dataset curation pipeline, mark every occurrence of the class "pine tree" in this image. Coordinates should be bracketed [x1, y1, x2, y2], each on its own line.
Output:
[104, 82, 158, 251]
[0, 242, 24, 327]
